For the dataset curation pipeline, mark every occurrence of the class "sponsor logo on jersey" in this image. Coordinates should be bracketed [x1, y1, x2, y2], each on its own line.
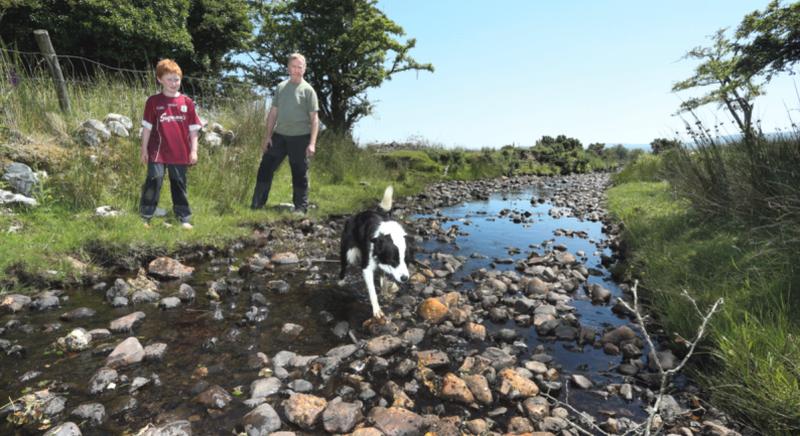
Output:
[159, 113, 186, 123]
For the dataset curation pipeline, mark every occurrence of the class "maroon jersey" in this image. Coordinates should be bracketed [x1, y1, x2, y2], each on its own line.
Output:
[141, 93, 202, 164]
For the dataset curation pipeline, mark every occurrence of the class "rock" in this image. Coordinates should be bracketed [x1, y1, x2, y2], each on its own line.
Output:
[498, 367, 540, 399]
[0, 189, 38, 206]
[283, 393, 327, 430]
[43, 422, 82, 436]
[571, 374, 593, 389]
[106, 120, 129, 137]
[522, 396, 550, 422]
[416, 349, 450, 368]
[280, 323, 304, 339]
[62, 328, 92, 351]
[88, 367, 118, 394]
[440, 373, 475, 404]
[271, 252, 300, 265]
[365, 335, 403, 356]
[463, 374, 493, 405]
[464, 322, 486, 340]
[32, 291, 60, 310]
[71, 403, 105, 426]
[601, 325, 637, 345]
[649, 349, 678, 371]
[287, 379, 313, 393]
[322, 397, 363, 433]
[418, 297, 448, 323]
[106, 337, 145, 368]
[587, 282, 611, 303]
[109, 311, 145, 332]
[135, 420, 192, 436]
[95, 206, 122, 217]
[194, 385, 233, 409]
[79, 119, 111, 146]
[368, 406, 424, 436]
[158, 297, 181, 309]
[148, 256, 194, 280]
[251, 377, 282, 399]
[60, 307, 96, 321]
[143, 343, 167, 361]
[3, 162, 38, 196]
[202, 131, 222, 147]
[104, 113, 133, 130]
[1, 294, 32, 312]
[242, 403, 282, 435]
[177, 283, 196, 301]
[87, 328, 111, 340]
[481, 347, 516, 370]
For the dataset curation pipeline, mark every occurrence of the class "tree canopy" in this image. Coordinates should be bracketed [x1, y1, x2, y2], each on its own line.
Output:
[244, 0, 433, 133]
[735, 0, 800, 80]
[0, 0, 251, 79]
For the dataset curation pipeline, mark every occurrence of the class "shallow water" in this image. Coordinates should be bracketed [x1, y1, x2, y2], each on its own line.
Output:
[0, 184, 648, 434]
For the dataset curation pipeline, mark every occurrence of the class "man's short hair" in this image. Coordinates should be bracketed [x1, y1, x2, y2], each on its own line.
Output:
[288, 53, 306, 66]
[156, 59, 182, 78]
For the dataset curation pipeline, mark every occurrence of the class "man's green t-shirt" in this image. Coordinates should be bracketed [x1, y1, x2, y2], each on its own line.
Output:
[271, 79, 319, 136]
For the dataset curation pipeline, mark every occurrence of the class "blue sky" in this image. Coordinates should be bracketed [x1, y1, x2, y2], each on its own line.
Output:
[351, 1, 798, 148]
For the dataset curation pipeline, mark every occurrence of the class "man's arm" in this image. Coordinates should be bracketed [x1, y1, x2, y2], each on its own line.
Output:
[306, 111, 319, 157]
[262, 106, 278, 152]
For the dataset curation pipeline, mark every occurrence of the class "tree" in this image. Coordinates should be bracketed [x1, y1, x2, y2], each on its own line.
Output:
[587, 142, 605, 156]
[650, 138, 681, 155]
[245, 0, 433, 133]
[672, 29, 764, 138]
[735, 0, 800, 80]
[0, 0, 251, 79]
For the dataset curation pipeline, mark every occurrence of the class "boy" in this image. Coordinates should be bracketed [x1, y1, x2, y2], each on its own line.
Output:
[139, 59, 201, 229]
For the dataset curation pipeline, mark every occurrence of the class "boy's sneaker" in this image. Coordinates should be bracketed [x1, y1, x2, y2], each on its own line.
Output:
[181, 222, 193, 229]
[292, 208, 307, 217]
[143, 220, 151, 228]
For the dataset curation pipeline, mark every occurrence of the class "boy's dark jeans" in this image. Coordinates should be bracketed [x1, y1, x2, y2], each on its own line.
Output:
[139, 163, 191, 222]
[251, 133, 309, 211]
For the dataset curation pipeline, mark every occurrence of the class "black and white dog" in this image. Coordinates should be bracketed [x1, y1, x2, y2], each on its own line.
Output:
[340, 186, 411, 319]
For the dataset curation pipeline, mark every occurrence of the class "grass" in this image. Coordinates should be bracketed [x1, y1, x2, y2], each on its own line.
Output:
[607, 179, 800, 434]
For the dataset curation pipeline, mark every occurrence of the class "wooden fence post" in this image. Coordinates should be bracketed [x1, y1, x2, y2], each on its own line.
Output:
[33, 29, 71, 113]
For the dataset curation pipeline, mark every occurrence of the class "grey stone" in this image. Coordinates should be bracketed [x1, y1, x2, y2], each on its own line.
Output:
[43, 422, 82, 436]
[3, 162, 38, 196]
[0, 189, 38, 206]
[88, 367, 118, 394]
[71, 403, 105, 425]
[243, 403, 282, 435]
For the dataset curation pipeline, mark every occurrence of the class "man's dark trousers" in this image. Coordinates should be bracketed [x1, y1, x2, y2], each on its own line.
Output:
[251, 133, 309, 211]
[139, 163, 191, 222]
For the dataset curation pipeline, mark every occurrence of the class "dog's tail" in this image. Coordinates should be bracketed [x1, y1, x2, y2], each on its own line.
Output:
[379, 186, 393, 212]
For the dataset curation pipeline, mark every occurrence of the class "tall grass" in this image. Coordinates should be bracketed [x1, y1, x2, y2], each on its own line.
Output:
[609, 129, 800, 434]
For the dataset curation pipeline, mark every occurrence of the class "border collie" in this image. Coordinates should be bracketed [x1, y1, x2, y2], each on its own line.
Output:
[340, 186, 411, 319]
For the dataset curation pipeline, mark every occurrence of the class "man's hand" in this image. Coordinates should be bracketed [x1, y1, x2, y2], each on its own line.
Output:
[140, 148, 149, 164]
[262, 137, 272, 153]
[306, 143, 316, 157]
[189, 150, 198, 165]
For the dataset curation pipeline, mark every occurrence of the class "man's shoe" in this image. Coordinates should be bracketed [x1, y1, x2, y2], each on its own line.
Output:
[181, 222, 193, 229]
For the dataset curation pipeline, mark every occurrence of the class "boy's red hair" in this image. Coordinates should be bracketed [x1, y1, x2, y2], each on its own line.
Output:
[156, 59, 182, 78]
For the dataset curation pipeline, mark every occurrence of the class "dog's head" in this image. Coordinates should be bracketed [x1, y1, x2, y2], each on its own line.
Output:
[372, 221, 410, 283]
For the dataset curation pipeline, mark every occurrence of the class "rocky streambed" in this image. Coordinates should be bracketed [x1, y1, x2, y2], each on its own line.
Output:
[0, 174, 742, 436]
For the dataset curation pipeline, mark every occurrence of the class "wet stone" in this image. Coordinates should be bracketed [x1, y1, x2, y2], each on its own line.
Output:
[332, 321, 349, 338]
[177, 283, 196, 301]
[194, 385, 233, 409]
[287, 379, 313, 393]
[108, 395, 138, 417]
[89, 367, 118, 394]
[43, 422, 82, 436]
[268, 280, 290, 293]
[143, 343, 167, 361]
[147, 256, 194, 280]
[365, 335, 403, 356]
[251, 377, 282, 399]
[61, 328, 92, 352]
[158, 297, 181, 309]
[109, 312, 146, 332]
[498, 367, 540, 399]
[60, 307, 96, 321]
[440, 373, 475, 404]
[19, 370, 41, 382]
[283, 393, 327, 430]
[369, 406, 425, 436]
[322, 397, 363, 433]
[131, 289, 160, 304]
[463, 374, 493, 405]
[32, 292, 60, 310]
[280, 323, 303, 339]
[571, 374, 593, 389]
[106, 337, 145, 368]
[71, 402, 106, 426]
[481, 347, 516, 370]
[242, 403, 282, 435]
[271, 252, 299, 265]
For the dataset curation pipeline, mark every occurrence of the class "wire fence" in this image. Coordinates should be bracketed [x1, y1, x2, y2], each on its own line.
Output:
[0, 46, 267, 108]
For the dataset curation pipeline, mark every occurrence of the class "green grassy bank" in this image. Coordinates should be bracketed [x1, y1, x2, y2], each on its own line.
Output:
[608, 156, 800, 434]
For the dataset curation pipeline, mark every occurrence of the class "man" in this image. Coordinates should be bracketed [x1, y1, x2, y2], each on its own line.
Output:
[251, 53, 319, 214]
